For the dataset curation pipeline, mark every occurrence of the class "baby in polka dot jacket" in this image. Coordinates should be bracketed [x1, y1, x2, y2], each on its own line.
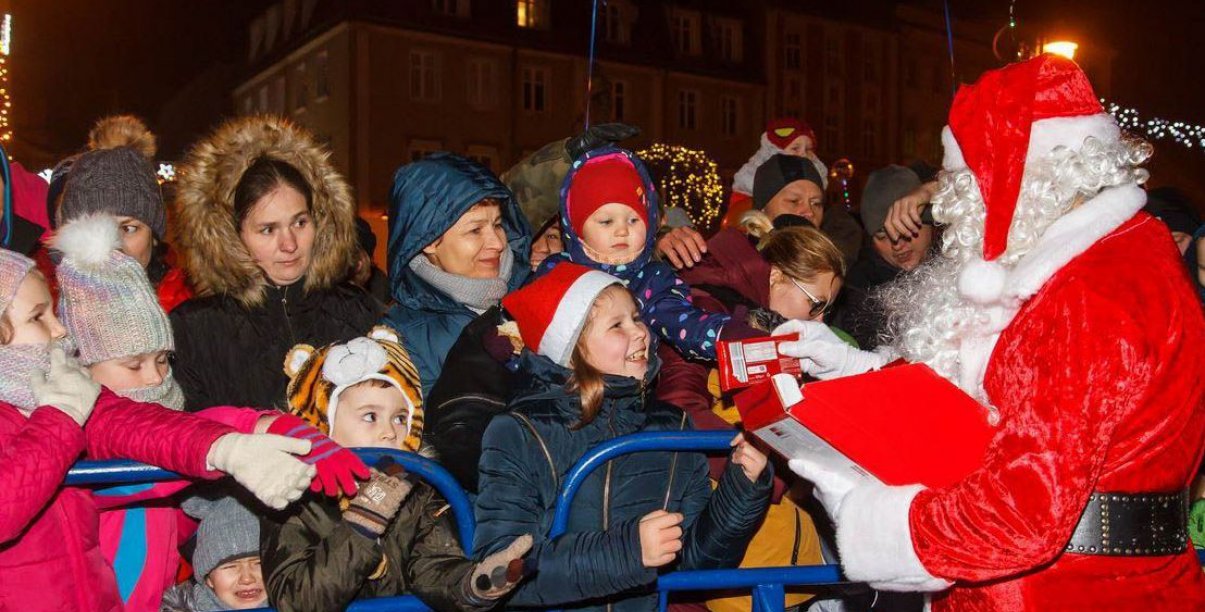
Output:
[535, 146, 757, 361]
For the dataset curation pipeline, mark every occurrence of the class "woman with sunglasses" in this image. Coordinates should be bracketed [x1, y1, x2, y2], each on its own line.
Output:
[653, 221, 848, 612]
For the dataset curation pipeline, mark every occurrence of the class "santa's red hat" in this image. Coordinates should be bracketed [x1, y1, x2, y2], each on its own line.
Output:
[941, 54, 1120, 303]
[502, 263, 622, 366]
[565, 152, 650, 238]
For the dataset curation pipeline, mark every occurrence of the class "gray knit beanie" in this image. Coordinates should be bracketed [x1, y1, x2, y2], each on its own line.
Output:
[860, 165, 922, 235]
[182, 495, 261, 580]
[53, 213, 172, 365]
[58, 147, 166, 239]
[0, 248, 35, 318]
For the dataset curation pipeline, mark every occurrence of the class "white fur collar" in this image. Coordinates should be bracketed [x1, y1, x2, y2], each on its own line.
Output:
[1004, 183, 1147, 301]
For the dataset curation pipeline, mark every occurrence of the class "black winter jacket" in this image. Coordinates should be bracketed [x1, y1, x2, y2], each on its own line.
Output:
[261, 485, 485, 612]
[424, 306, 517, 493]
[473, 351, 772, 611]
[171, 282, 382, 411]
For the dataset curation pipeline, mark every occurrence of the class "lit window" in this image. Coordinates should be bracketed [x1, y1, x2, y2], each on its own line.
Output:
[716, 19, 743, 63]
[670, 10, 701, 55]
[517, 0, 549, 29]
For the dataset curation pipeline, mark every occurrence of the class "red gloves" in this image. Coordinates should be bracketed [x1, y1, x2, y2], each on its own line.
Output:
[267, 414, 371, 497]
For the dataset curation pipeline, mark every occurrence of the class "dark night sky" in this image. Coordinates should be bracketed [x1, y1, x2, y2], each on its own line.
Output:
[8, 0, 1205, 169]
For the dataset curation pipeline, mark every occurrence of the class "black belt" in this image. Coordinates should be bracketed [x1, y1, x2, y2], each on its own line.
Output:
[1064, 491, 1189, 556]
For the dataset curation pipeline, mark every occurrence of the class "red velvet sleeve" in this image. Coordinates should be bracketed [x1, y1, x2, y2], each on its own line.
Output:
[910, 287, 1147, 581]
[0, 406, 85, 542]
[83, 389, 236, 479]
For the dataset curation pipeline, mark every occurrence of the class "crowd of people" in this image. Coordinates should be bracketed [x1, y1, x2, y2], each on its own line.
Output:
[0, 53, 1201, 612]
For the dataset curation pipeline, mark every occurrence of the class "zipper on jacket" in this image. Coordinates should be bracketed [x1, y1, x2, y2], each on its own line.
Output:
[280, 284, 296, 345]
[603, 400, 616, 612]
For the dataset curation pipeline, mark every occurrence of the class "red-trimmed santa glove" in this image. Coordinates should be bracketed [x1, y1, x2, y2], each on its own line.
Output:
[267, 414, 371, 497]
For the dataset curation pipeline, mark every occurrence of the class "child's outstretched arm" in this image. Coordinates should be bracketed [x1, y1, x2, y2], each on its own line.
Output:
[0, 406, 86, 542]
[473, 416, 656, 607]
[639, 264, 759, 361]
[83, 390, 235, 478]
[674, 434, 773, 571]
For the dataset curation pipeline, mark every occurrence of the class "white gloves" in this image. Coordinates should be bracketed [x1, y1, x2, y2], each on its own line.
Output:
[788, 457, 861, 519]
[207, 433, 316, 510]
[772, 320, 890, 380]
[31, 345, 101, 426]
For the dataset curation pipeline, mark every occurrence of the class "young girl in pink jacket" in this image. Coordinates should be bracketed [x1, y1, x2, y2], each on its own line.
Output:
[51, 213, 370, 612]
[0, 244, 318, 612]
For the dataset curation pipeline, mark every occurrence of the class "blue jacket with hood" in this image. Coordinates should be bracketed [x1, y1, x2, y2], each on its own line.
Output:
[473, 349, 772, 611]
[537, 146, 732, 361]
[381, 153, 531, 396]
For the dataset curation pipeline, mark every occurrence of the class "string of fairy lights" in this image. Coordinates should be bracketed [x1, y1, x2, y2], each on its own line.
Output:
[636, 143, 724, 229]
[0, 14, 12, 146]
[1104, 101, 1205, 150]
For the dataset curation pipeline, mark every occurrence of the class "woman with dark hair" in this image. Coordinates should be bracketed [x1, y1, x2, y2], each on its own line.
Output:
[169, 116, 380, 411]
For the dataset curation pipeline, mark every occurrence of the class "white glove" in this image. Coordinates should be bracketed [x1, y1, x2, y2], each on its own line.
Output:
[788, 457, 861, 519]
[207, 433, 316, 510]
[30, 344, 101, 426]
[773, 320, 889, 379]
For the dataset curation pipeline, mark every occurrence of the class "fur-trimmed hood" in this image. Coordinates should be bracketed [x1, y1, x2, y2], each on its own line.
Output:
[173, 115, 357, 308]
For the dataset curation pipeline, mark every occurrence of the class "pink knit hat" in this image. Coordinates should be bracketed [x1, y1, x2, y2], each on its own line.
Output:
[0, 249, 36, 319]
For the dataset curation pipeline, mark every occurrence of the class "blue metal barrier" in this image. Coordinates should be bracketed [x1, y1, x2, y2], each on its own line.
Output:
[69, 448, 475, 548]
[548, 431, 843, 612]
[68, 448, 476, 612]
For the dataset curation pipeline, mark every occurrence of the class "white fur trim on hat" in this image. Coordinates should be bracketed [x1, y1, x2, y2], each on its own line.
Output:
[541, 270, 621, 367]
[942, 113, 1120, 172]
[326, 373, 415, 439]
[322, 337, 388, 387]
[52, 212, 123, 269]
[836, 483, 953, 592]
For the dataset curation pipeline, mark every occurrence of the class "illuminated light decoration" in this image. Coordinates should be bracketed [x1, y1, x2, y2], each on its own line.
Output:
[635, 143, 724, 231]
[1103, 100, 1205, 151]
[1042, 41, 1078, 60]
[156, 163, 176, 184]
[828, 158, 855, 211]
[0, 14, 11, 148]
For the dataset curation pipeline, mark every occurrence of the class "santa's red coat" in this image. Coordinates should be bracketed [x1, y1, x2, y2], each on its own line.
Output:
[834, 205, 1205, 610]
[911, 212, 1205, 609]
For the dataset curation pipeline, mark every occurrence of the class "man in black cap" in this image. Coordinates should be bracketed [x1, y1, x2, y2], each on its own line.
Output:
[751, 153, 863, 266]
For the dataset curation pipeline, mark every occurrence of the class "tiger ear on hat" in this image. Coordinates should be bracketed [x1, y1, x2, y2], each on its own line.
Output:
[368, 325, 401, 345]
[283, 344, 316, 380]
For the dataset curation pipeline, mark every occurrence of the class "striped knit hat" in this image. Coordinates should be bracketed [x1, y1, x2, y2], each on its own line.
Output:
[502, 263, 622, 367]
[54, 213, 173, 365]
[0, 248, 35, 319]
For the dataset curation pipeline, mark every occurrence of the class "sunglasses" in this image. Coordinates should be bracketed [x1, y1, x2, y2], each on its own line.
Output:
[788, 276, 830, 319]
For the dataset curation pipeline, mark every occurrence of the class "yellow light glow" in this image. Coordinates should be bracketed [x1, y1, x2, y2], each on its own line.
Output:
[1043, 41, 1078, 60]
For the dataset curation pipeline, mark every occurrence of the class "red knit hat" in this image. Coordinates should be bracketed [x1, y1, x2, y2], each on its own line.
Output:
[565, 152, 649, 238]
[765, 117, 818, 150]
[501, 263, 621, 366]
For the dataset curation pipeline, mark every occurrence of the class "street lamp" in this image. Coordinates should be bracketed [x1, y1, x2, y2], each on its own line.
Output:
[1042, 41, 1078, 60]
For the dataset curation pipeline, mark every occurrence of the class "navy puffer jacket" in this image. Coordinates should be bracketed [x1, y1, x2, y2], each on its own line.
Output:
[381, 153, 531, 396]
[473, 351, 772, 611]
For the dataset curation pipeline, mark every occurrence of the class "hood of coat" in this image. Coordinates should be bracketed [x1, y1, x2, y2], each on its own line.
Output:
[173, 115, 358, 308]
[386, 153, 531, 313]
[555, 146, 660, 279]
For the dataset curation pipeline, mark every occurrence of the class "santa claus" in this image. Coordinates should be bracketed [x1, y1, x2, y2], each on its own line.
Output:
[775, 54, 1205, 610]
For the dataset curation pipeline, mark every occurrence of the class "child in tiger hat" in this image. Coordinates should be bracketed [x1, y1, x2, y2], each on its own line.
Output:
[262, 328, 533, 612]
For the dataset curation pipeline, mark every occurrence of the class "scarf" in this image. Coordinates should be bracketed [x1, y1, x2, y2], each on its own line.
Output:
[0, 342, 51, 413]
[408, 248, 514, 314]
[121, 370, 185, 411]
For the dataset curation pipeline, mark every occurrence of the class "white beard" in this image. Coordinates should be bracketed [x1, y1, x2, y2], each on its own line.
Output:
[879, 136, 1150, 402]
